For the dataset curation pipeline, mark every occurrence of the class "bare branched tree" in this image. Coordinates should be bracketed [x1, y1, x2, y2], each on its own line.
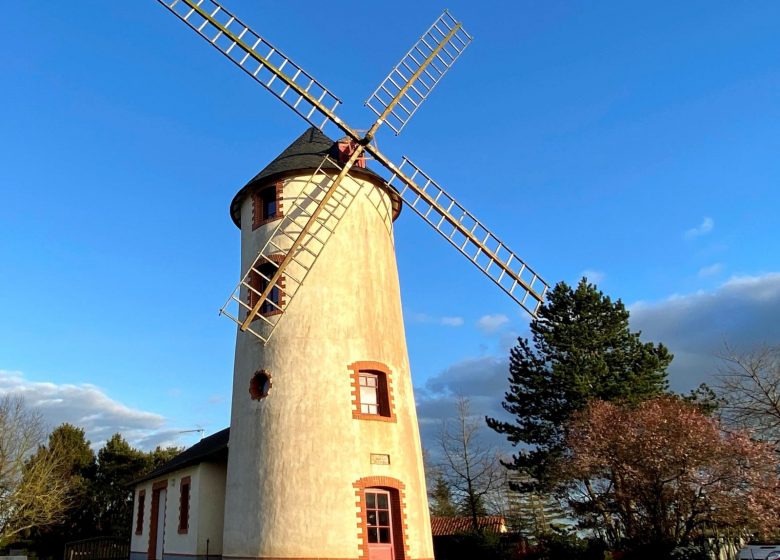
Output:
[717, 345, 780, 447]
[437, 396, 502, 532]
[0, 395, 72, 546]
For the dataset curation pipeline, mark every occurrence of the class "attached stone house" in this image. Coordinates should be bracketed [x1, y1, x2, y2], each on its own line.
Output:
[130, 429, 228, 560]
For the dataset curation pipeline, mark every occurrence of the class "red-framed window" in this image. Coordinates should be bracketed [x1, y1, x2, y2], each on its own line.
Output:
[252, 182, 284, 229]
[135, 489, 145, 535]
[348, 361, 397, 423]
[178, 476, 191, 534]
[247, 259, 285, 318]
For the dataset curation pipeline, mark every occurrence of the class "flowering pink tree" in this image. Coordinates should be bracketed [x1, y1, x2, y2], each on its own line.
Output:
[564, 397, 780, 548]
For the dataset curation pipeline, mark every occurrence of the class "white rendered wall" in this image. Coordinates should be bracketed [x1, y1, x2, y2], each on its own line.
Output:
[196, 461, 227, 555]
[223, 171, 433, 559]
[160, 467, 198, 556]
[130, 462, 226, 560]
[130, 481, 153, 559]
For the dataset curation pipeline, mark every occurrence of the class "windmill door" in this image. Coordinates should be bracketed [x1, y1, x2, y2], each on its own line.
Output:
[365, 489, 394, 560]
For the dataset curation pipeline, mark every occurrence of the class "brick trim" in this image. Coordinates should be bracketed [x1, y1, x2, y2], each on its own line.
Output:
[353, 476, 410, 560]
[178, 476, 191, 534]
[247, 253, 287, 319]
[348, 361, 397, 423]
[135, 490, 145, 535]
[249, 369, 272, 400]
[252, 180, 284, 230]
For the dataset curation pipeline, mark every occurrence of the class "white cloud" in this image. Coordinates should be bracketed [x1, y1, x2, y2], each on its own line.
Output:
[580, 269, 606, 284]
[684, 216, 714, 239]
[698, 263, 724, 277]
[476, 314, 510, 334]
[415, 273, 780, 457]
[407, 311, 464, 327]
[0, 371, 183, 450]
[630, 272, 780, 390]
[415, 356, 512, 455]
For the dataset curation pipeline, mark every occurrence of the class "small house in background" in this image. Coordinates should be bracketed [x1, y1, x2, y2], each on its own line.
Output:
[431, 516, 514, 560]
[430, 515, 508, 537]
[130, 428, 228, 560]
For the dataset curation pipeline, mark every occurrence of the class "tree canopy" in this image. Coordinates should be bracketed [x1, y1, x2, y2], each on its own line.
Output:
[0, 397, 73, 548]
[487, 278, 672, 490]
[566, 397, 780, 552]
[23, 427, 181, 556]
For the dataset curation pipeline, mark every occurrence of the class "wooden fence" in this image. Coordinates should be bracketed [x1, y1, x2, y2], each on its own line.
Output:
[63, 537, 129, 560]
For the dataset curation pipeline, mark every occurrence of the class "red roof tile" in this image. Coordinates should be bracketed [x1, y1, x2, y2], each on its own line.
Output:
[430, 515, 507, 536]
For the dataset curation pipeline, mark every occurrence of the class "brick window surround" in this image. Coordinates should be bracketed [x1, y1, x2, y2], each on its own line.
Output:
[348, 361, 397, 423]
[249, 369, 272, 400]
[353, 476, 409, 560]
[178, 476, 191, 534]
[252, 181, 284, 230]
[247, 254, 286, 319]
[135, 490, 145, 535]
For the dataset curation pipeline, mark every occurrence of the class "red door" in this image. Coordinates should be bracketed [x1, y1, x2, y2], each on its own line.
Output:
[365, 489, 394, 560]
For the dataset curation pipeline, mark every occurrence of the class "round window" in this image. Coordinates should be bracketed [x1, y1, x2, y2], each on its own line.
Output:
[249, 370, 272, 400]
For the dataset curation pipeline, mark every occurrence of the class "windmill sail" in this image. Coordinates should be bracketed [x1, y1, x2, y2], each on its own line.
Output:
[157, 0, 341, 130]
[155, 0, 550, 344]
[382, 156, 549, 316]
[365, 11, 472, 135]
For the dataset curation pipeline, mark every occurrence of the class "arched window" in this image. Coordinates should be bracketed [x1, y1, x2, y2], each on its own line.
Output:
[246, 256, 285, 319]
[348, 361, 396, 422]
[252, 181, 284, 229]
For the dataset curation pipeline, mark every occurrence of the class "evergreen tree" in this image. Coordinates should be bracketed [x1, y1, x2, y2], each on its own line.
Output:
[92, 434, 150, 536]
[486, 278, 671, 490]
[429, 472, 459, 517]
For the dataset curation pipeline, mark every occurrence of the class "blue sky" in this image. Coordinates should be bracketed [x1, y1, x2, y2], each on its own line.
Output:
[1, 1, 779, 451]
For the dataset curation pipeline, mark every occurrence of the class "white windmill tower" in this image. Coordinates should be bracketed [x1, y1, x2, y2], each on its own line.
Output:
[154, 1, 549, 559]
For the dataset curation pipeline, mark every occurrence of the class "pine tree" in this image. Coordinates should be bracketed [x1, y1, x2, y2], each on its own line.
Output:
[429, 472, 459, 517]
[486, 278, 671, 491]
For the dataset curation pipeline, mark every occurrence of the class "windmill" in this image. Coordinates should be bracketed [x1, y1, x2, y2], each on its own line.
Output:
[151, 1, 550, 558]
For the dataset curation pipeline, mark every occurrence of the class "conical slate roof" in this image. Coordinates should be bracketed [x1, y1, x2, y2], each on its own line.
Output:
[229, 127, 394, 227]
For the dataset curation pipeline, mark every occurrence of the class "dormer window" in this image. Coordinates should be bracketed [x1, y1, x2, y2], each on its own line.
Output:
[336, 138, 366, 169]
[252, 181, 284, 229]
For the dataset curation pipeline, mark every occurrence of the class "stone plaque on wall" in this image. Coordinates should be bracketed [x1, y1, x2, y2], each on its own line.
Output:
[370, 453, 390, 465]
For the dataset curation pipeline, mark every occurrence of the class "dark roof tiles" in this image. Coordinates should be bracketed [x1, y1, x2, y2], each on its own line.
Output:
[229, 127, 390, 227]
[133, 427, 229, 485]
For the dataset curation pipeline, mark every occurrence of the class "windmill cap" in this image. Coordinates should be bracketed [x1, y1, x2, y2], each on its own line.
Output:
[229, 127, 401, 228]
